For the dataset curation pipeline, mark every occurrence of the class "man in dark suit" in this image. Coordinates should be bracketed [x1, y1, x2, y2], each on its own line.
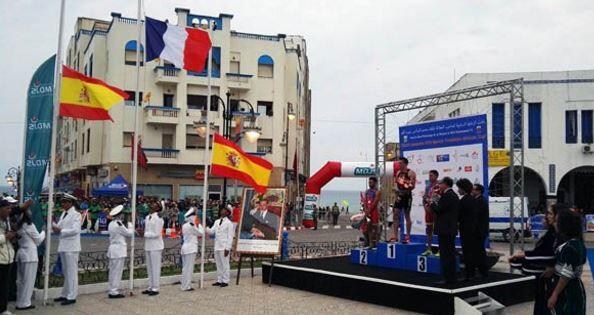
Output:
[431, 177, 459, 284]
[456, 178, 478, 281]
[471, 184, 489, 278]
[245, 200, 280, 240]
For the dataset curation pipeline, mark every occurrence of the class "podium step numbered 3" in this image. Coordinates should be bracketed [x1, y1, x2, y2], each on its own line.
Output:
[350, 242, 460, 274]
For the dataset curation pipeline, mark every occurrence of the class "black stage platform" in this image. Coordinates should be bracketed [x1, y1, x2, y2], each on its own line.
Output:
[262, 256, 535, 315]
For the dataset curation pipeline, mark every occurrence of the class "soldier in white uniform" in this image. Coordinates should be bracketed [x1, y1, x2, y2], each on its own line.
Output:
[206, 206, 234, 287]
[15, 207, 45, 310]
[52, 193, 82, 305]
[141, 200, 164, 296]
[180, 207, 204, 291]
[107, 205, 134, 298]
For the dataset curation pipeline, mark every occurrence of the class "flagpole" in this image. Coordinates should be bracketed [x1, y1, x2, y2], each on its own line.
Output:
[199, 22, 213, 290]
[129, 0, 142, 294]
[44, 0, 65, 305]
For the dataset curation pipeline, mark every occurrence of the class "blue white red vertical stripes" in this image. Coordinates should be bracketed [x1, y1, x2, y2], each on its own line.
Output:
[145, 16, 212, 72]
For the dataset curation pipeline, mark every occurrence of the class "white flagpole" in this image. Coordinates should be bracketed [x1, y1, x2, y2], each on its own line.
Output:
[199, 22, 213, 289]
[129, 0, 142, 294]
[44, 0, 66, 305]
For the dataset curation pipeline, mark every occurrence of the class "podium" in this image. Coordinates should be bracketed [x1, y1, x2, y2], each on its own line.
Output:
[351, 242, 459, 274]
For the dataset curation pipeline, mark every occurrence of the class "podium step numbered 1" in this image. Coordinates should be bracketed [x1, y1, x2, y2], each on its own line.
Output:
[350, 242, 459, 275]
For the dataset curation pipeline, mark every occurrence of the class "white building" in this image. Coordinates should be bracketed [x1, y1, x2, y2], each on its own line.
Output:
[410, 71, 594, 214]
[56, 8, 311, 201]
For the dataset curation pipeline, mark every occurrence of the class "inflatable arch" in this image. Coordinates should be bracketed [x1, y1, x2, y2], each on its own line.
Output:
[302, 161, 400, 227]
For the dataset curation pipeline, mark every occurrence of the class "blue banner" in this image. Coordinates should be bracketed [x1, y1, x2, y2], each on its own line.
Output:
[23, 55, 55, 230]
[398, 115, 489, 244]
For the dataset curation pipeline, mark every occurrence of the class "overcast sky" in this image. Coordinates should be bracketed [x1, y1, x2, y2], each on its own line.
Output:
[1, 0, 593, 191]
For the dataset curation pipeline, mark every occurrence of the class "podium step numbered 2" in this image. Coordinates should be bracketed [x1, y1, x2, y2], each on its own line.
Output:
[351, 242, 459, 275]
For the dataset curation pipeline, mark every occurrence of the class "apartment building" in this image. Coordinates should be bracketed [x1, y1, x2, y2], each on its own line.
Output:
[56, 8, 311, 201]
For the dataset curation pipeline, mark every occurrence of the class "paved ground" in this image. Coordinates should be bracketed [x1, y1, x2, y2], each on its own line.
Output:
[15, 215, 593, 314]
[9, 254, 593, 315]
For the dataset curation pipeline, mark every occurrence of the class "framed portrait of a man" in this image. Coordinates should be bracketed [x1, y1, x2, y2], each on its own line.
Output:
[236, 187, 286, 255]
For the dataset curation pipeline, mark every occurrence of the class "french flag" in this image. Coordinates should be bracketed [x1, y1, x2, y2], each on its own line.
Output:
[145, 16, 212, 73]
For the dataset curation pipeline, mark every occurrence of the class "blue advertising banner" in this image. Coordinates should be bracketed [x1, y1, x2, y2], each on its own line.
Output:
[399, 114, 489, 242]
[23, 55, 55, 230]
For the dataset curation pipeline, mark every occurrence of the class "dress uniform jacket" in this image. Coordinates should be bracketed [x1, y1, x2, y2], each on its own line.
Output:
[107, 220, 134, 259]
[56, 206, 82, 252]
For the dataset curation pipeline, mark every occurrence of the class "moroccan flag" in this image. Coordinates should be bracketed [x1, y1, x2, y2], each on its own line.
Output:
[131, 133, 148, 169]
[211, 133, 272, 194]
[60, 66, 128, 121]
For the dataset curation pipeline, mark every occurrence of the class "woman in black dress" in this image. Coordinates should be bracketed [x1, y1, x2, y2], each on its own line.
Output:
[547, 209, 587, 314]
[456, 178, 477, 280]
[509, 203, 568, 315]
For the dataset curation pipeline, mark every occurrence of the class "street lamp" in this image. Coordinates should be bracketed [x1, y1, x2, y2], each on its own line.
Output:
[235, 99, 261, 143]
[5, 166, 20, 197]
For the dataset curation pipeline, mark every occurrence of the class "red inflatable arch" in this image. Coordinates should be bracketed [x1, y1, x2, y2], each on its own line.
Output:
[302, 161, 400, 227]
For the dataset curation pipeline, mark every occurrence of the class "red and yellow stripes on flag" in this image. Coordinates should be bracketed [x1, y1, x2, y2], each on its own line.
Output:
[60, 66, 128, 121]
[211, 133, 273, 194]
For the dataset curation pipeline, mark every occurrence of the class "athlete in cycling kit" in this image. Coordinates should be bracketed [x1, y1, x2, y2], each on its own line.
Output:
[392, 157, 416, 244]
[363, 177, 381, 249]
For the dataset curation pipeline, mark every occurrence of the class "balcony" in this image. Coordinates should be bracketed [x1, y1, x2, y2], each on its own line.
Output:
[154, 66, 180, 84]
[226, 73, 252, 90]
[143, 148, 180, 164]
[144, 106, 180, 124]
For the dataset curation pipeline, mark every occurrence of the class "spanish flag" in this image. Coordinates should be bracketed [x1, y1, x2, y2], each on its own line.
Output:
[211, 133, 273, 194]
[60, 66, 128, 121]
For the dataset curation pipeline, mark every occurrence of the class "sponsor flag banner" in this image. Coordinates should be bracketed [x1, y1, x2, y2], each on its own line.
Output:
[399, 115, 489, 243]
[145, 16, 212, 73]
[24, 55, 55, 231]
[60, 66, 128, 121]
[211, 133, 272, 193]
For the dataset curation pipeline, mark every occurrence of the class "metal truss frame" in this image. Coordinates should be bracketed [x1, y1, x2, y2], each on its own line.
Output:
[375, 79, 525, 254]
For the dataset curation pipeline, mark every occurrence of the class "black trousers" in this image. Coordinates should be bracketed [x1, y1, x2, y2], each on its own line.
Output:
[534, 276, 552, 315]
[332, 213, 339, 225]
[461, 230, 488, 277]
[438, 234, 456, 282]
[0, 263, 10, 312]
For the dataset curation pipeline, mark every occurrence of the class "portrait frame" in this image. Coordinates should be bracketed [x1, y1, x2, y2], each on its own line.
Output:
[235, 187, 286, 255]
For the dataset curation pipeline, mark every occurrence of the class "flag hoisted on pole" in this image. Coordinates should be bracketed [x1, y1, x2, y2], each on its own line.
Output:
[199, 21, 213, 290]
[44, 0, 66, 305]
[129, 0, 143, 294]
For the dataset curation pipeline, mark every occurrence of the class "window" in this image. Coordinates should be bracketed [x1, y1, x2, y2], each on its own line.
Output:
[124, 91, 143, 106]
[163, 94, 174, 107]
[123, 132, 133, 147]
[137, 184, 172, 199]
[74, 140, 77, 159]
[566, 110, 578, 143]
[257, 55, 274, 78]
[86, 129, 90, 153]
[89, 54, 93, 77]
[257, 138, 273, 154]
[513, 103, 522, 149]
[257, 101, 273, 116]
[448, 108, 460, 118]
[190, 47, 221, 77]
[492, 103, 505, 148]
[197, 135, 214, 149]
[230, 60, 240, 73]
[84, 64, 88, 76]
[124, 40, 144, 66]
[229, 99, 239, 112]
[187, 95, 218, 111]
[81, 134, 85, 155]
[186, 134, 201, 149]
[528, 103, 541, 148]
[582, 110, 593, 143]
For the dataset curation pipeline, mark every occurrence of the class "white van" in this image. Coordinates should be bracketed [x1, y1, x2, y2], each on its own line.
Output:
[488, 197, 530, 242]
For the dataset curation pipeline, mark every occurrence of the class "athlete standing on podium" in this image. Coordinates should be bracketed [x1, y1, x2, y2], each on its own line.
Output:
[392, 157, 416, 244]
[363, 177, 381, 249]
